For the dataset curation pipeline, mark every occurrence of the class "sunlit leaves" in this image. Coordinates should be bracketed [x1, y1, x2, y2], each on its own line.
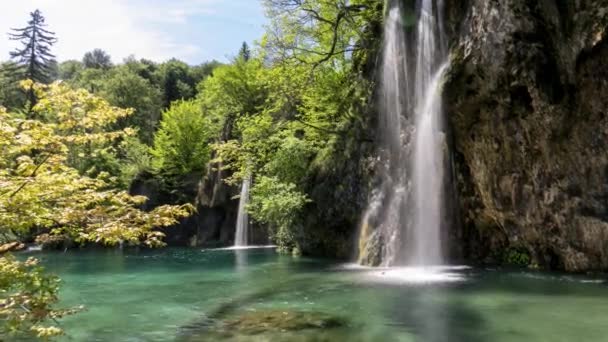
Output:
[0, 82, 194, 338]
[0, 255, 80, 338]
[248, 176, 310, 249]
[151, 100, 215, 177]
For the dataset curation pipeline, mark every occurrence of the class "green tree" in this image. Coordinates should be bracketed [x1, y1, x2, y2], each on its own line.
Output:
[100, 66, 162, 144]
[123, 56, 159, 83]
[155, 59, 196, 108]
[190, 60, 222, 84]
[0, 62, 26, 110]
[58, 60, 84, 80]
[0, 81, 192, 338]
[238, 41, 251, 61]
[82, 49, 113, 70]
[151, 100, 218, 178]
[248, 176, 309, 250]
[69, 67, 107, 93]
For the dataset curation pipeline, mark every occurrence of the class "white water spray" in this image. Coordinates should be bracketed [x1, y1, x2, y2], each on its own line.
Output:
[359, 0, 449, 266]
[234, 175, 251, 247]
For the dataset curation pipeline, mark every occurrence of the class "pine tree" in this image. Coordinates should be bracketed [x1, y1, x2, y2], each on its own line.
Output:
[9, 10, 57, 83]
[238, 42, 251, 62]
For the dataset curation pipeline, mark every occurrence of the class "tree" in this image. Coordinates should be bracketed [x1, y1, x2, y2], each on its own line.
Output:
[82, 49, 113, 70]
[190, 60, 222, 84]
[263, 0, 375, 66]
[0, 81, 192, 338]
[58, 60, 84, 80]
[123, 56, 158, 83]
[8, 10, 57, 113]
[238, 42, 251, 62]
[151, 100, 218, 178]
[100, 66, 162, 144]
[8, 10, 57, 83]
[0, 62, 26, 109]
[155, 59, 196, 108]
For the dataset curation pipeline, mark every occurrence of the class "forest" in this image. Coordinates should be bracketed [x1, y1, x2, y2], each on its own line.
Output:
[1, 0, 608, 341]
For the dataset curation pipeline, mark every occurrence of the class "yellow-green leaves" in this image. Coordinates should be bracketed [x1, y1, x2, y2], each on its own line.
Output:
[151, 100, 213, 177]
[0, 255, 75, 339]
[0, 82, 194, 339]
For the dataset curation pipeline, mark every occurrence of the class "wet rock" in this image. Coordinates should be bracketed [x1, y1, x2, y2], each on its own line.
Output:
[35, 234, 73, 250]
[445, 0, 608, 271]
[358, 226, 384, 267]
[0, 241, 26, 254]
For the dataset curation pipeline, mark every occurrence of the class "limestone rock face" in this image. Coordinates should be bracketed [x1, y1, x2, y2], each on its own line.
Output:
[445, 0, 608, 271]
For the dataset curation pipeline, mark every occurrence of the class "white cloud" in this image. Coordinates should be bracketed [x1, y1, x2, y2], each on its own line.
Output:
[0, 0, 218, 63]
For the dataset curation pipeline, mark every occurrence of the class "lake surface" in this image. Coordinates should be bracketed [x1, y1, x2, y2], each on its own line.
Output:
[21, 247, 608, 341]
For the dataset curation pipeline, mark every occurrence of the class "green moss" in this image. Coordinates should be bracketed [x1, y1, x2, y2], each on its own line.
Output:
[503, 247, 531, 266]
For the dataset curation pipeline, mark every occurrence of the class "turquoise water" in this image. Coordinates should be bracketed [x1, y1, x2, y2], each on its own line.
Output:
[21, 248, 608, 341]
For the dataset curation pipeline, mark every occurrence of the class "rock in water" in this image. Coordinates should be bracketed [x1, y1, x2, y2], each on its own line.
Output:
[178, 310, 347, 341]
[0, 241, 26, 254]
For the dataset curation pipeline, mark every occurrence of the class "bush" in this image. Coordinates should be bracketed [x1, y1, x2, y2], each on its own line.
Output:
[248, 176, 310, 249]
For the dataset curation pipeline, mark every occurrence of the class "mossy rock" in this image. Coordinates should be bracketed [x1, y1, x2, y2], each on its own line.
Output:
[181, 310, 347, 341]
[223, 310, 346, 335]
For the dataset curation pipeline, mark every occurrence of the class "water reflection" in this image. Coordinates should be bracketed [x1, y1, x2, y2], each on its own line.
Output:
[235, 249, 247, 272]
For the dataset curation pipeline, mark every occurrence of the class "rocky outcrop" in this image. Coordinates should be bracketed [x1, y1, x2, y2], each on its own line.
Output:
[445, 0, 608, 271]
[130, 169, 240, 247]
[0, 241, 25, 254]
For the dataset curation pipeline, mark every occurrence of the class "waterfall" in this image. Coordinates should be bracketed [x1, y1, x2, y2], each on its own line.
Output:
[234, 175, 251, 247]
[358, 0, 449, 266]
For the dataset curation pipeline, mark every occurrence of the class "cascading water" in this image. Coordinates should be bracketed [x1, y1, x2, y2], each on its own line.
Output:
[234, 175, 251, 247]
[358, 0, 449, 267]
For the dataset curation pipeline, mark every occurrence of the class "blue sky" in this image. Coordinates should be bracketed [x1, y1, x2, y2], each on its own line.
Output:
[0, 0, 267, 65]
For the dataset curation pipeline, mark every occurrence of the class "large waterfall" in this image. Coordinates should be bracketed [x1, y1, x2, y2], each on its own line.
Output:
[359, 0, 449, 266]
[234, 175, 251, 247]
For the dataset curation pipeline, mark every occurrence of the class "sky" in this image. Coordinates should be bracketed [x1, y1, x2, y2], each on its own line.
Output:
[0, 0, 267, 65]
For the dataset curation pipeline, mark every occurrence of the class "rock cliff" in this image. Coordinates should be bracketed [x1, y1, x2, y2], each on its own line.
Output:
[445, 0, 608, 271]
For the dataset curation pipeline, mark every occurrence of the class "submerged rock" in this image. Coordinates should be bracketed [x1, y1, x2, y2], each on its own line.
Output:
[223, 310, 345, 334]
[179, 310, 347, 341]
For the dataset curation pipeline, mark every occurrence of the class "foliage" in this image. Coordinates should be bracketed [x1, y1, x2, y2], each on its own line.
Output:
[199, 59, 268, 123]
[151, 100, 217, 178]
[263, 0, 378, 66]
[207, 0, 379, 250]
[0, 255, 78, 339]
[238, 42, 252, 62]
[248, 176, 310, 249]
[58, 60, 84, 80]
[0, 82, 193, 338]
[0, 81, 192, 241]
[265, 136, 315, 184]
[0, 62, 27, 110]
[8, 9, 57, 84]
[155, 59, 197, 107]
[503, 247, 531, 266]
[100, 66, 162, 144]
[82, 49, 113, 70]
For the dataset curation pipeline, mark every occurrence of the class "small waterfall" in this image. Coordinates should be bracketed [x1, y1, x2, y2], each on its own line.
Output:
[234, 175, 251, 247]
[358, 0, 449, 266]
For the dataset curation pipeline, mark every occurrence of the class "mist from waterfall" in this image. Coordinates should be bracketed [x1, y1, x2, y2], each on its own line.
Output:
[234, 175, 251, 247]
[358, 0, 449, 266]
